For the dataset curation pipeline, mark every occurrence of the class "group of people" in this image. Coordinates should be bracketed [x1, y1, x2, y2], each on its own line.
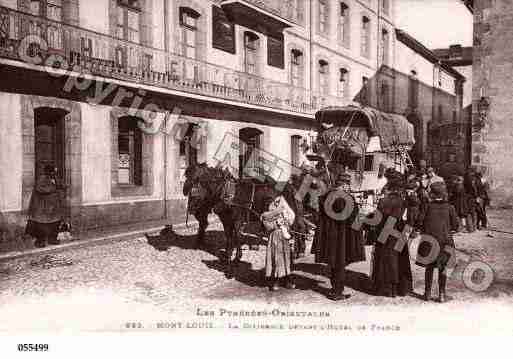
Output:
[260, 159, 490, 303]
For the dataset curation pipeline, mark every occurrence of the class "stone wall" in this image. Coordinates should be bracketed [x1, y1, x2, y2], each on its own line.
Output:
[471, 0, 513, 207]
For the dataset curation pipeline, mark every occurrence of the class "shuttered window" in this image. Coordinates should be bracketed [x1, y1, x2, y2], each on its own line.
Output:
[212, 6, 235, 54]
[267, 33, 284, 69]
[338, 68, 349, 98]
[339, 2, 350, 48]
[361, 16, 370, 58]
[319, 60, 329, 95]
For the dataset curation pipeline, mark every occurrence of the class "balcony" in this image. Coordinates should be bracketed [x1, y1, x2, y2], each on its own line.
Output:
[0, 6, 345, 116]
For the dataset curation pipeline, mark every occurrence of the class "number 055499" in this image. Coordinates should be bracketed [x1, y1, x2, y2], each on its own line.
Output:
[17, 344, 49, 352]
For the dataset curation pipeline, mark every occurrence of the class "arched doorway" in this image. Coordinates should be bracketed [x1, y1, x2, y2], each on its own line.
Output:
[239, 127, 263, 178]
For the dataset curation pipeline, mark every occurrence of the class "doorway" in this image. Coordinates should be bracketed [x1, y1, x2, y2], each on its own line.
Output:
[34, 107, 66, 187]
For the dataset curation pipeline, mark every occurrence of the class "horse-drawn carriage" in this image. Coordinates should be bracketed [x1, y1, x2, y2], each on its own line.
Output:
[181, 104, 415, 272]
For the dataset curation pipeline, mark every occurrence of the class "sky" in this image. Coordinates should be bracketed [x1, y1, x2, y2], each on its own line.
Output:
[396, 0, 473, 49]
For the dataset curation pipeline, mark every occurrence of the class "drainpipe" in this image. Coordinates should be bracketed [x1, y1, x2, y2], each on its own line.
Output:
[309, 0, 313, 113]
[164, 0, 169, 52]
[163, 112, 168, 220]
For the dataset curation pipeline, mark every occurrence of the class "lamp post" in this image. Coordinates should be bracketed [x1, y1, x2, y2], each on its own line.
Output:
[475, 96, 490, 131]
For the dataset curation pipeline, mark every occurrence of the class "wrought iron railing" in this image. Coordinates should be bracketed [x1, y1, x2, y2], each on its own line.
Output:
[0, 6, 346, 115]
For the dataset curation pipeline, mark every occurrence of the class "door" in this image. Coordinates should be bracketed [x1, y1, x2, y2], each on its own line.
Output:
[34, 108, 66, 187]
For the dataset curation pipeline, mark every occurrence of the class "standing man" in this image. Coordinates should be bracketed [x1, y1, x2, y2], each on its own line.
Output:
[311, 168, 365, 301]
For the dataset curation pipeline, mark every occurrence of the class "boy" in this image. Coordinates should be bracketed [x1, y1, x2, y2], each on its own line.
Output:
[416, 182, 459, 303]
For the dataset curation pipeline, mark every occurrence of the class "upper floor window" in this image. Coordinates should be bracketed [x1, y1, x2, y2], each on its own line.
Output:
[268, 33, 284, 69]
[382, 0, 389, 15]
[318, 0, 329, 35]
[409, 70, 419, 109]
[244, 32, 259, 75]
[291, 49, 304, 87]
[118, 116, 143, 186]
[338, 68, 349, 98]
[380, 82, 390, 112]
[180, 7, 200, 58]
[318, 60, 329, 95]
[117, 1, 141, 43]
[339, 2, 350, 48]
[28, 0, 63, 48]
[212, 6, 235, 54]
[360, 76, 369, 105]
[381, 28, 389, 65]
[361, 16, 371, 58]
[438, 104, 444, 121]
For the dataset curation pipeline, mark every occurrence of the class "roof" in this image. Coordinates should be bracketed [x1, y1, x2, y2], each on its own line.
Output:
[315, 105, 415, 151]
[395, 29, 465, 80]
[433, 46, 473, 66]
[463, 0, 473, 13]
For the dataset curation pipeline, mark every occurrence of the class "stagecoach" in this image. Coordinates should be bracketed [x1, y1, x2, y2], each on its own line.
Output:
[309, 104, 416, 214]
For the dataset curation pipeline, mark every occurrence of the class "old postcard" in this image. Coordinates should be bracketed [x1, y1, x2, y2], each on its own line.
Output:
[0, 0, 512, 348]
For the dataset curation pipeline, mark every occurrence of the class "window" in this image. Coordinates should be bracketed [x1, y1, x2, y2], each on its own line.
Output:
[212, 6, 235, 54]
[361, 16, 370, 58]
[180, 7, 200, 59]
[318, 0, 328, 35]
[339, 2, 350, 47]
[382, 0, 389, 15]
[179, 124, 198, 170]
[318, 60, 329, 95]
[239, 127, 263, 178]
[28, 0, 63, 49]
[118, 117, 143, 186]
[438, 105, 444, 121]
[268, 33, 284, 69]
[364, 154, 374, 171]
[360, 76, 369, 105]
[291, 135, 302, 167]
[408, 71, 419, 109]
[244, 32, 259, 75]
[117, 2, 140, 43]
[381, 28, 389, 65]
[290, 0, 304, 23]
[380, 82, 390, 112]
[291, 49, 304, 87]
[338, 68, 349, 98]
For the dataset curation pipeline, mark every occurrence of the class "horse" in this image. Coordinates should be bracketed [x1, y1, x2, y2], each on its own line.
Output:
[182, 163, 307, 275]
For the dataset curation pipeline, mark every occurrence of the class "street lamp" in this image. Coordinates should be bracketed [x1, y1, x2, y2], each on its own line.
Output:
[475, 96, 490, 131]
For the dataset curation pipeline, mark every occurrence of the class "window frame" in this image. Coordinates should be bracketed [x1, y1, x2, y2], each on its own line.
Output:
[117, 116, 143, 186]
[244, 31, 259, 75]
[339, 2, 350, 48]
[291, 49, 304, 87]
[318, 60, 330, 95]
[318, 0, 328, 35]
[338, 67, 349, 99]
[361, 16, 371, 58]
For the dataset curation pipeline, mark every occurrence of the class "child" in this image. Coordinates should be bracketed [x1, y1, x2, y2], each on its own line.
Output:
[416, 182, 459, 303]
[261, 193, 296, 291]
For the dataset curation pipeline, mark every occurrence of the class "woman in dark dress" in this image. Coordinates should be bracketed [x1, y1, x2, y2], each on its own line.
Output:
[449, 176, 470, 232]
[370, 173, 413, 297]
[26, 165, 63, 248]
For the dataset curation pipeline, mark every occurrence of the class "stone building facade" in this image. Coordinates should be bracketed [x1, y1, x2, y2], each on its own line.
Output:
[464, 0, 513, 207]
[0, 0, 464, 250]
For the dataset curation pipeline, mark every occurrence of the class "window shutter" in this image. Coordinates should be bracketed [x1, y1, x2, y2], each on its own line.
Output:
[267, 34, 284, 69]
[133, 127, 143, 186]
[212, 6, 235, 54]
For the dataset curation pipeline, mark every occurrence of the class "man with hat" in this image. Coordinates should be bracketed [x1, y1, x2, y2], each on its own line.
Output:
[311, 167, 365, 300]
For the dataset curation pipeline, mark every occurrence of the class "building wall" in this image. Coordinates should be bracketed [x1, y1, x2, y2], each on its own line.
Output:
[471, 0, 513, 207]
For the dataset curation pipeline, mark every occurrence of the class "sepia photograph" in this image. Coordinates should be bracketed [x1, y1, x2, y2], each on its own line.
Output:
[0, 0, 511, 350]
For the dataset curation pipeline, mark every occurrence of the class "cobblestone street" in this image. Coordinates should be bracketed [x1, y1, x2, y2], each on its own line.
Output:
[0, 210, 512, 333]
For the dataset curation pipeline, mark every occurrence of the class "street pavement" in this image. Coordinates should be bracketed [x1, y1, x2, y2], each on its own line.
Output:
[0, 210, 512, 333]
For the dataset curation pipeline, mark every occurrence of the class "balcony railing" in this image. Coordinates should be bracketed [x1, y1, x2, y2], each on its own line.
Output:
[0, 6, 345, 116]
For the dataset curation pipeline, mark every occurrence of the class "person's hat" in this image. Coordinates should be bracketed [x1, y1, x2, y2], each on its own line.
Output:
[430, 182, 446, 198]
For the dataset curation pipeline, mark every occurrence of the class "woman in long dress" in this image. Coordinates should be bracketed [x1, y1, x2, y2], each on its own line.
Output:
[370, 174, 413, 297]
[261, 192, 296, 291]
